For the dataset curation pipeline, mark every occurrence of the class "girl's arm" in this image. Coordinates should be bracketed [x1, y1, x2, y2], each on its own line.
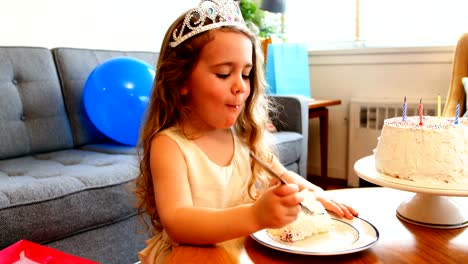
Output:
[150, 135, 303, 245]
[270, 157, 358, 220]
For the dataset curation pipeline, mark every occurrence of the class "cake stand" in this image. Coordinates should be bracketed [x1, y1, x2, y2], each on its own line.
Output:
[354, 155, 468, 229]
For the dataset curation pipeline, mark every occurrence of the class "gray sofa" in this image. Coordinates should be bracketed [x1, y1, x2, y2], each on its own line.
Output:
[0, 46, 309, 263]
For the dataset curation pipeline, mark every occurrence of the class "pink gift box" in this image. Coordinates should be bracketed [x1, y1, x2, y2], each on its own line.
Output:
[0, 240, 98, 264]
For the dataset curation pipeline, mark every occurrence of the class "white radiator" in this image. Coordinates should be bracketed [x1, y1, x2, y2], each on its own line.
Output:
[347, 97, 440, 187]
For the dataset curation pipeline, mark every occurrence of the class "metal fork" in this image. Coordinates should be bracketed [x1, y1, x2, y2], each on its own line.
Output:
[250, 152, 316, 215]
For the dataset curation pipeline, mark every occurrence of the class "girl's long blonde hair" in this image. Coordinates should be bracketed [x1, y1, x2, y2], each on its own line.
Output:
[134, 11, 278, 234]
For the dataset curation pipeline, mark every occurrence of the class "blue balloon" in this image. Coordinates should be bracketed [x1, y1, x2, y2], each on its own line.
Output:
[83, 57, 155, 146]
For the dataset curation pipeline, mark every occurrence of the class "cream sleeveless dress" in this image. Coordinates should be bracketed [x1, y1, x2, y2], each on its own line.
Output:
[138, 128, 255, 264]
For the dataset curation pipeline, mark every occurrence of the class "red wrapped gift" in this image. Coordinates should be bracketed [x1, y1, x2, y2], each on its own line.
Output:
[0, 240, 98, 264]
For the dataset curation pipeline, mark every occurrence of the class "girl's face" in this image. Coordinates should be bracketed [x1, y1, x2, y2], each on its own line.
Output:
[183, 30, 253, 130]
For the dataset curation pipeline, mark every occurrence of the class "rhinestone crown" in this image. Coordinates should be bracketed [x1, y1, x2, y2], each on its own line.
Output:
[169, 0, 249, 48]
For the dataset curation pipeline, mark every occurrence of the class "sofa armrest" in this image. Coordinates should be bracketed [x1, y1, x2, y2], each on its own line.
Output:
[268, 95, 309, 178]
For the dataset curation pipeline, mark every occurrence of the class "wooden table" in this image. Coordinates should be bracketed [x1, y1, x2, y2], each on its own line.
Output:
[308, 99, 341, 189]
[165, 187, 468, 264]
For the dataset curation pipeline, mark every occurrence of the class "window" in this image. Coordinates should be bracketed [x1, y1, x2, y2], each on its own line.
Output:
[283, 0, 468, 49]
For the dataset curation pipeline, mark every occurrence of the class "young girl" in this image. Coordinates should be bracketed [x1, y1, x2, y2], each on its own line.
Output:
[135, 0, 358, 262]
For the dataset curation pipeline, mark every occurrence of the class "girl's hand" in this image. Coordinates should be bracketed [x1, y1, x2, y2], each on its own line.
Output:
[314, 191, 358, 220]
[252, 183, 303, 229]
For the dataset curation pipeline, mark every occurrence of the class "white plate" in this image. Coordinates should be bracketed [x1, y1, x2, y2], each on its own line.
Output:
[250, 215, 379, 255]
[355, 155, 468, 196]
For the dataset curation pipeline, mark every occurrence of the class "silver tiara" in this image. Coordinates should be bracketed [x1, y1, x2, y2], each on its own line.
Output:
[169, 0, 249, 48]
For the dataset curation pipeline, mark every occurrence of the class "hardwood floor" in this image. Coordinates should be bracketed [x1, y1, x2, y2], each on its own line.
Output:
[307, 174, 349, 190]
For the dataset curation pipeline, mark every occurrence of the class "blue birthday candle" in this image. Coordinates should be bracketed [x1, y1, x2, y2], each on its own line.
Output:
[402, 96, 407, 122]
[455, 101, 460, 124]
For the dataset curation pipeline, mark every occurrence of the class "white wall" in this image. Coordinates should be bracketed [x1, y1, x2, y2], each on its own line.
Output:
[0, 0, 198, 51]
[1, 1, 458, 184]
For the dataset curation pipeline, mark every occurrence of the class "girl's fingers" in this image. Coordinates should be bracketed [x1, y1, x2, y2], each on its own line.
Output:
[318, 198, 358, 220]
[331, 201, 358, 220]
[272, 183, 299, 196]
[269, 178, 280, 186]
[285, 205, 302, 217]
[344, 204, 359, 217]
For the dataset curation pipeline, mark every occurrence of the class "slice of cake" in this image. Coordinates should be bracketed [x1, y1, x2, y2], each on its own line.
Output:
[267, 190, 333, 242]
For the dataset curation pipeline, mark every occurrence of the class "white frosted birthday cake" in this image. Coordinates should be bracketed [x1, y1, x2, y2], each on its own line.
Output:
[267, 190, 333, 242]
[374, 116, 468, 184]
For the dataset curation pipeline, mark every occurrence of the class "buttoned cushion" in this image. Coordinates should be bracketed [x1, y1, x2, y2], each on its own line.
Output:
[270, 131, 303, 173]
[0, 149, 138, 249]
[0, 47, 73, 159]
[53, 47, 159, 147]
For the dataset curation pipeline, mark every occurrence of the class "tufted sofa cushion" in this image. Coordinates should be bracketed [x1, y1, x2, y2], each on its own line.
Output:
[0, 47, 74, 159]
[0, 47, 146, 263]
[53, 47, 159, 147]
[272, 131, 302, 173]
[269, 95, 309, 178]
[0, 149, 139, 249]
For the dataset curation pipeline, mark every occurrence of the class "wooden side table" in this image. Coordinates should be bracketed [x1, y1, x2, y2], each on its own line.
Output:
[308, 99, 342, 190]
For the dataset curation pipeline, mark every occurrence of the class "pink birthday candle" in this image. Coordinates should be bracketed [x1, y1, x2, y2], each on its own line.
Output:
[419, 98, 423, 126]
